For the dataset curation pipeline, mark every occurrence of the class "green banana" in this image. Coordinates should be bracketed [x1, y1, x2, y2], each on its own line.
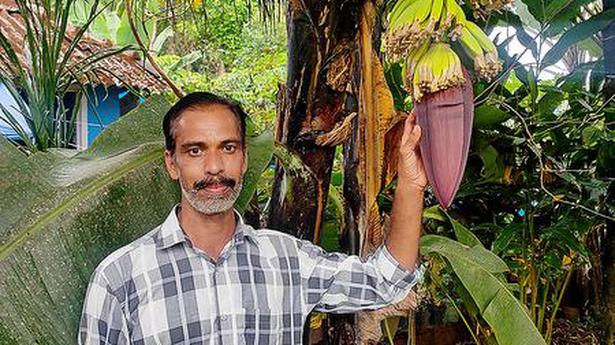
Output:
[458, 27, 483, 58]
[445, 0, 466, 26]
[429, 0, 444, 25]
[463, 20, 501, 80]
[388, 0, 421, 30]
[406, 41, 431, 73]
[409, 42, 465, 100]
[385, 0, 500, 92]
[465, 20, 497, 53]
[389, 0, 425, 30]
[388, 0, 420, 29]
[414, 0, 433, 24]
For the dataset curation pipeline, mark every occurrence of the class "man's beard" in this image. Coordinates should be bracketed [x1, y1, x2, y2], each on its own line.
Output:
[179, 175, 243, 215]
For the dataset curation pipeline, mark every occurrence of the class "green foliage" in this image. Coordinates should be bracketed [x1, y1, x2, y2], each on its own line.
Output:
[195, 0, 252, 65]
[158, 21, 286, 133]
[542, 8, 615, 67]
[384, 1, 613, 343]
[70, 0, 173, 54]
[421, 235, 546, 345]
[451, 65, 609, 342]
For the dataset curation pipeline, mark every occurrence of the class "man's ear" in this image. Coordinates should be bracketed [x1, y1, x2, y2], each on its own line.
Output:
[164, 149, 180, 180]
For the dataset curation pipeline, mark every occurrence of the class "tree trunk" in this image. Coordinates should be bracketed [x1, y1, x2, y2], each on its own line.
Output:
[268, 0, 361, 242]
[269, 0, 417, 343]
[268, 1, 362, 343]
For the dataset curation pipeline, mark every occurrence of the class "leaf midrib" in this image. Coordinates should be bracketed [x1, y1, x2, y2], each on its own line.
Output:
[0, 147, 162, 261]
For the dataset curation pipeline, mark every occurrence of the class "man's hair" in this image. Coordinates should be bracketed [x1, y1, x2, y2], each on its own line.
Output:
[163, 92, 247, 153]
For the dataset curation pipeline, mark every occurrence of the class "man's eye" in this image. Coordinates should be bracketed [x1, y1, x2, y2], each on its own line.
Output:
[223, 145, 236, 153]
[188, 147, 202, 155]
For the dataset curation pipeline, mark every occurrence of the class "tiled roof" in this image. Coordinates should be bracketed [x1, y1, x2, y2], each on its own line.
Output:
[0, 0, 167, 92]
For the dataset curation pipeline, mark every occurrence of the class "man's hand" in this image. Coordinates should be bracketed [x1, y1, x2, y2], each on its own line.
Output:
[384, 111, 427, 272]
[397, 112, 428, 191]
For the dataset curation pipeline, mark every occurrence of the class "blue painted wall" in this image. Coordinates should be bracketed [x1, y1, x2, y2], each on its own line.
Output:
[87, 86, 122, 145]
[1, 84, 138, 147]
[0, 83, 33, 140]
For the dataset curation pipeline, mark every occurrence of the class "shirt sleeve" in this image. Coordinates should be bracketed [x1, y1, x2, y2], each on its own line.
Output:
[296, 239, 420, 313]
[78, 269, 130, 345]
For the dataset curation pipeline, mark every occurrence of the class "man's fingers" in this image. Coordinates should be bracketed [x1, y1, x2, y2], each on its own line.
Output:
[402, 113, 414, 141]
[406, 112, 416, 126]
[402, 123, 421, 149]
[409, 124, 421, 147]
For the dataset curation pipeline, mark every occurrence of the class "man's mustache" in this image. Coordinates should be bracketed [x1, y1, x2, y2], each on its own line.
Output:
[193, 176, 236, 191]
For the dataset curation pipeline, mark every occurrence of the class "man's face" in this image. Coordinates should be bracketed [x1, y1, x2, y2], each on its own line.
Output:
[164, 104, 246, 215]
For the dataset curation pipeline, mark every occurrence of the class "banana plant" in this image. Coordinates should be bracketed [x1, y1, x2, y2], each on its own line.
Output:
[69, 0, 173, 55]
[0, 95, 273, 344]
[384, 0, 502, 209]
[420, 208, 547, 345]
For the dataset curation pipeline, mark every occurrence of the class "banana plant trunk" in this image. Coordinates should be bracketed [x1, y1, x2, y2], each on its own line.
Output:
[269, 0, 360, 242]
[269, 0, 399, 343]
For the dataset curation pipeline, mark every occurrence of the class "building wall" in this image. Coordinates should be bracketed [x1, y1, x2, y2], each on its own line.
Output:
[0, 82, 32, 140]
[87, 86, 122, 145]
[0, 84, 139, 148]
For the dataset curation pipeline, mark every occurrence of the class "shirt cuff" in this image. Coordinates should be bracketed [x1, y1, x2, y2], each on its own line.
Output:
[374, 243, 421, 290]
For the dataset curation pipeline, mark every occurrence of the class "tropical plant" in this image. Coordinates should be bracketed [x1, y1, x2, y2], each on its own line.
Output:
[70, 0, 173, 55]
[0, 0, 127, 151]
[420, 212, 546, 345]
[404, 0, 614, 342]
[369, 0, 614, 343]
[0, 95, 273, 344]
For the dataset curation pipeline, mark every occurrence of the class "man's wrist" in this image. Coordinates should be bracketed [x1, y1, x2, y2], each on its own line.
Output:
[396, 177, 426, 193]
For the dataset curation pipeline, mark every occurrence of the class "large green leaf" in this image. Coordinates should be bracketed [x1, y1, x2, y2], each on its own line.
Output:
[448, 217, 482, 248]
[90, 10, 121, 41]
[474, 104, 511, 129]
[479, 145, 506, 183]
[515, 0, 543, 29]
[421, 235, 546, 345]
[421, 235, 508, 274]
[0, 95, 272, 344]
[236, 130, 274, 212]
[542, 9, 615, 67]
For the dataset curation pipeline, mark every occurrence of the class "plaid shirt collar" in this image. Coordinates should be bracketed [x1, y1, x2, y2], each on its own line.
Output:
[155, 204, 260, 250]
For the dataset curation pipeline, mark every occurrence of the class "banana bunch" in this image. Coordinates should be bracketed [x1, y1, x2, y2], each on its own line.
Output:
[385, 0, 502, 102]
[405, 42, 465, 101]
[385, 0, 465, 62]
[385, 0, 503, 209]
[458, 21, 501, 82]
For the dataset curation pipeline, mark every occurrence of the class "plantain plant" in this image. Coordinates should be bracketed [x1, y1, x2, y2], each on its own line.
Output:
[383, 0, 503, 210]
[381, 0, 614, 343]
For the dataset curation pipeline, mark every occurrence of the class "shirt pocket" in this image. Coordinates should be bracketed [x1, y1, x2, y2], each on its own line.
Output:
[239, 307, 282, 345]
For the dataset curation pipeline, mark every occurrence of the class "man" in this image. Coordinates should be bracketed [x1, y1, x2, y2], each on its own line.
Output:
[78, 92, 427, 344]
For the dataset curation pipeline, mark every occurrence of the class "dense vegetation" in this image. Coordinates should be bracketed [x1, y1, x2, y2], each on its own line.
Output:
[0, 0, 613, 344]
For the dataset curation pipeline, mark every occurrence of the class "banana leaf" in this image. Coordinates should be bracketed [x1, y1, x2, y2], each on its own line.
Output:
[421, 235, 546, 345]
[0, 95, 273, 344]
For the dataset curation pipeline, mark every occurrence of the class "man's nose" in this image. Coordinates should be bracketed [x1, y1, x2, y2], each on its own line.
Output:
[203, 151, 224, 175]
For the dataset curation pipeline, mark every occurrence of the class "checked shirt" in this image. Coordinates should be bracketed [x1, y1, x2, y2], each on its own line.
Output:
[78, 206, 419, 344]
